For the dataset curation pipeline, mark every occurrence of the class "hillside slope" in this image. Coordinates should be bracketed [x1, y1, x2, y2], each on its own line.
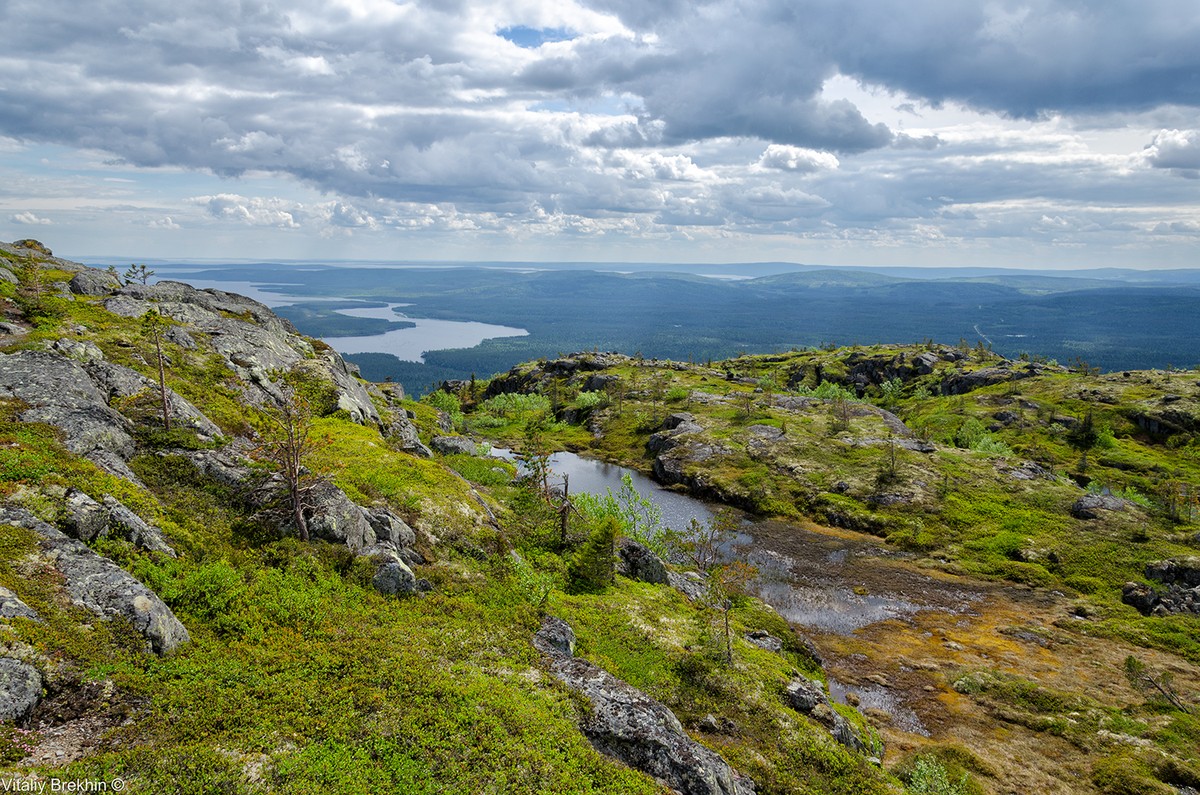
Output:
[0, 241, 905, 794]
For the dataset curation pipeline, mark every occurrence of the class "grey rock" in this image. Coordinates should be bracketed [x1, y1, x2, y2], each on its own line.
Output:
[175, 448, 253, 487]
[532, 615, 577, 657]
[305, 482, 376, 552]
[786, 677, 827, 714]
[1145, 557, 1200, 588]
[362, 546, 418, 596]
[1, 508, 189, 654]
[0, 657, 42, 722]
[616, 537, 669, 585]
[430, 436, 480, 456]
[1071, 493, 1132, 520]
[69, 270, 122, 296]
[50, 337, 105, 363]
[384, 413, 432, 458]
[0, 587, 39, 621]
[913, 351, 939, 375]
[533, 617, 755, 795]
[62, 489, 110, 542]
[365, 508, 417, 549]
[105, 281, 378, 425]
[102, 496, 177, 557]
[85, 360, 223, 440]
[1122, 582, 1158, 614]
[0, 267, 16, 284]
[786, 677, 872, 754]
[0, 350, 138, 480]
[745, 629, 783, 654]
[667, 570, 708, 602]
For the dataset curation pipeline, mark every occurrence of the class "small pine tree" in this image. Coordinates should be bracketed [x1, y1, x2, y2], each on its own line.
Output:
[124, 263, 155, 285]
[568, 515, 620, 593]
[1067, 409, 1099, 473]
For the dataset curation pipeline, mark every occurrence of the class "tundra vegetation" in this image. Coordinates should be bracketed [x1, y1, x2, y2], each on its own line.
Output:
[0, 241, 1197, 794]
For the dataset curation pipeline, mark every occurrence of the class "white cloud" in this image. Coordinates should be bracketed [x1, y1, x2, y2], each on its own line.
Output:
[1144, 129, 1200, 171]
[11, 211, 51, 225]
[758, 145, 840, 173]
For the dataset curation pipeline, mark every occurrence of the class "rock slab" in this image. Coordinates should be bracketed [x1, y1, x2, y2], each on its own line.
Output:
[533, 616, 755, 795]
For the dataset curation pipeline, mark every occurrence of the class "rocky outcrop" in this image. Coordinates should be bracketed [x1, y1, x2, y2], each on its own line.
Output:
[0, 350, 139, 481]
[430, 436, 480, 456]
[616, 538, 669, 585]
[0, 508, 189, 655]
[0, 657, 42, 722]
[1122, 558, 1200, 616]
[84, 359, 223, 440]
[101, 496, 177, 557]
[533, 617, 755, 795]
[1070, 493, 1132, 520]
[304, 482, 377, 552]
[69, 270, 122, 296]
[103, 280, 379, 425]
[785, 677, 874, 755]
[0, 587, 39, 621]
[484, 352, 627, 398]
[60, 490, 177, 556]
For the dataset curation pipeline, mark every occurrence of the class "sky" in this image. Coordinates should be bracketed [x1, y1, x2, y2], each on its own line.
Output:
[1, 0, 1198, 269]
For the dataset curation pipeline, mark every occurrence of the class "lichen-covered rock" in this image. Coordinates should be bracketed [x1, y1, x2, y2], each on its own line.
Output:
[63, 489, 110, 542]
[68, 270, 122, 296]
[0, 587, 39, 621]
[745, 629, 783, 654]
[1145, 557, 1200, 588]
[85, 360, 223, 440]
[365, 508, 417, 549]
[305, 482, 375, 552]
[533, 616, 755, 795]
[0, 350, 139, 481]
[667, 570, 708, 602]
[786, 677, 874, 754]
[102, 496, 177, 557]
[0, 657, 42, 722]
[1, 508, 189, 655]
[105, 281, 379, 425]
[617, 537, 669, 585]
[1071, 493, 1132, 519]
[362, 546, 418, 596]
[430, 436, 480, 456]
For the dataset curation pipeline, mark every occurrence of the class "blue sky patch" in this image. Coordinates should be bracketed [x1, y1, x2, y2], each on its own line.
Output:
[497, 25, 576, 49]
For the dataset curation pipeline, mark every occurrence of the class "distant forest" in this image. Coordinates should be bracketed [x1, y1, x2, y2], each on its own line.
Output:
[166, 264, 1200, 396]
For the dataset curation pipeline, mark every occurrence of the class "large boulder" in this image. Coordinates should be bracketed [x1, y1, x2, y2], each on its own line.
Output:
[533, 617, 756, 795]
[1071, 493, 1132, 520]
[305, 482, 376, 552]
[617, 538, 669, 585]
[0, 657, 42, 722]
[1, 509, 189, 654]
[430, 436, 480, 456]
[69, 270, 122, 296]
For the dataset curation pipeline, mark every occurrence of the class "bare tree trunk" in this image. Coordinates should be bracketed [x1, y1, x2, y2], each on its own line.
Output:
[153, 331, 171, 431]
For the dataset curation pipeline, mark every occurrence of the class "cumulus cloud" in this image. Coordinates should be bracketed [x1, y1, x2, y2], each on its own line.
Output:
[1144, 129, 1200, 171]
[0, 0, 1197, 263]
[11, 211, 51, 225]
[191, 194, 303, 228]
[758, 145, 840, 173]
